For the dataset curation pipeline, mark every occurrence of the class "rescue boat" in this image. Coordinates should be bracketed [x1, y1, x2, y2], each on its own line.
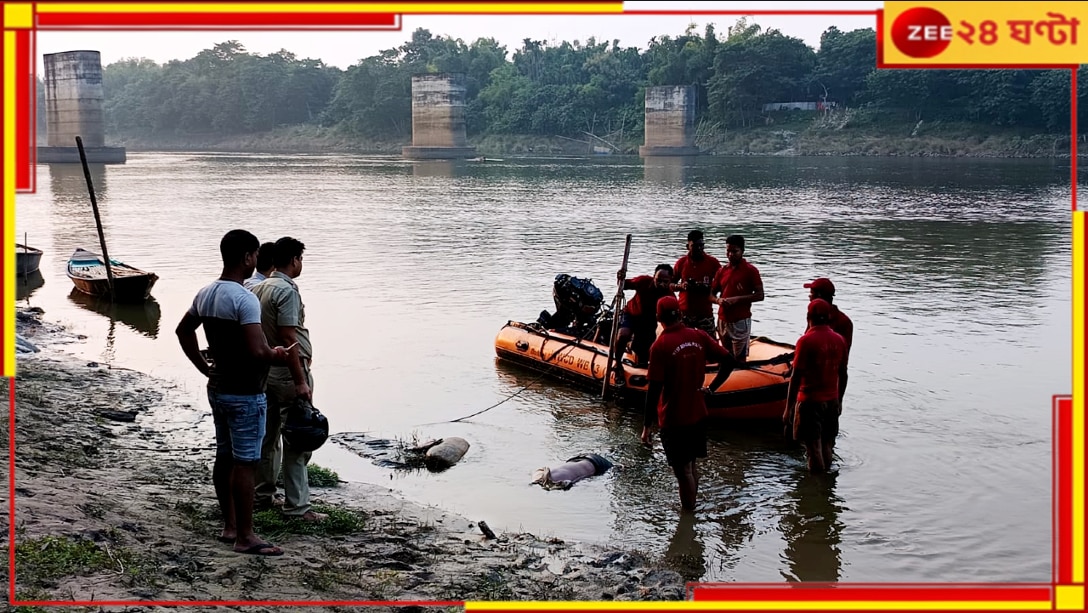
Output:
[494, 320, 796, 421]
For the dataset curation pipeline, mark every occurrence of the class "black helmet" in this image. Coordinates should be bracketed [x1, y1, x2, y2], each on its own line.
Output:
[282, 398, 329, 452]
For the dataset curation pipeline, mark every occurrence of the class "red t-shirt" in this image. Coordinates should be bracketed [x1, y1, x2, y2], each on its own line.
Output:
[647, 324, 733, 428]
[806, 305, 853, 363]
[711, 259, 763, 323]
[673, 254, 721, 319]
[792, 325, 847, 403]
[623, 276, 675, 320]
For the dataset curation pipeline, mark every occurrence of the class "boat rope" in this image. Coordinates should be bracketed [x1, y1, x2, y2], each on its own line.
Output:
[438, 316, 613, 425]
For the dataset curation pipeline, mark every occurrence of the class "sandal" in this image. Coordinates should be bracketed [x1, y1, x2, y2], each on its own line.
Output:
[235, 542, 284, 556]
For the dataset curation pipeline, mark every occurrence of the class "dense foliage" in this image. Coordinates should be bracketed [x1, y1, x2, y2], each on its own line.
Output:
[43, 21, 1087, 141]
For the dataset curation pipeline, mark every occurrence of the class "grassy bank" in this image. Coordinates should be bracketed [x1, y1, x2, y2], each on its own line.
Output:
[97, 112, 1084, 159]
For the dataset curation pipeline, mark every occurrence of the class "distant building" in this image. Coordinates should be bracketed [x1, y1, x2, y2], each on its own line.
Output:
[761, 101, 838, 112]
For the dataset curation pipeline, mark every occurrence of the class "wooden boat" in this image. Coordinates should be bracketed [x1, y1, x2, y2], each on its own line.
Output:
[494, 320, 796, 422]
[15, 243, 42, 275]
[66, 248, 158, 302]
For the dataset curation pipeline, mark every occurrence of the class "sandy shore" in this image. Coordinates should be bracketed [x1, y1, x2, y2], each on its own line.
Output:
[1, 308, 690, 609]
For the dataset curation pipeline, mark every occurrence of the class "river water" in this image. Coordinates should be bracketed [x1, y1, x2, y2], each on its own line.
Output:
[14, 153, 1073, 584]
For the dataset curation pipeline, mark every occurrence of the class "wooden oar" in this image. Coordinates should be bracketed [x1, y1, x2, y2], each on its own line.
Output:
[76, 136, 116, 302]
[601, 234, 632, 400]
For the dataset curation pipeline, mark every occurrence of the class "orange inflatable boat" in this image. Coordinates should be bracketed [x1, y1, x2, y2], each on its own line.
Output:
[494, 320, 796, 422]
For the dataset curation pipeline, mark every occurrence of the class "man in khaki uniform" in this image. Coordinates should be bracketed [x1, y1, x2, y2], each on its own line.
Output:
[252, 236, 326, 522]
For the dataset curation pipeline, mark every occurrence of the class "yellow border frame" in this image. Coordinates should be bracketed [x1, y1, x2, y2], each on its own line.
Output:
[2, 2, 1083, 611]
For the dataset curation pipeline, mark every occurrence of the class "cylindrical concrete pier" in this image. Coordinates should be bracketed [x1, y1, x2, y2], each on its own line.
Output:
[402, 73, 477, 160]
[639, 85, 700, 157]
[40, 50, 126, 164]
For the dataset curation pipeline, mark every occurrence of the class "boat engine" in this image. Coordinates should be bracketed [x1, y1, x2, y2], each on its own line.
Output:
[537, 273, 605, 338]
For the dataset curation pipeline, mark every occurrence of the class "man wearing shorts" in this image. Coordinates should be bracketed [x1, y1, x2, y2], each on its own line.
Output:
[642, 296, 736, 512]
[672, 230, 721, 339]
[712, 235, 764, 363]
[783, 298, 848, 474]
[176, 229, 290, 556]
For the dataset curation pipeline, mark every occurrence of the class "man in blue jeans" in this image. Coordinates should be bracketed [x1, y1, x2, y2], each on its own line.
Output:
[177, 229, 290, 556]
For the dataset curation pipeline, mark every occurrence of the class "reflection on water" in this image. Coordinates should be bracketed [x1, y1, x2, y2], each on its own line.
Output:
[665, 512, 706, 581]
[48, 163, 113, 265]
[13, 153, 1070, 584]
[779, 471, 846, 583]
[412, 159, 464, 178]
[16, 269, 45, 301]
[67, 288, 162, 338]
[48, 162, 107, 204]
[643, 156, 696, 186]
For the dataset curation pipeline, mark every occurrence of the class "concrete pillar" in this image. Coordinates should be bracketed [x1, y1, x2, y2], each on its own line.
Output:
[639, 85, 700, 157]
[402, 73, 477, 160]
[40, 50, 126, 164]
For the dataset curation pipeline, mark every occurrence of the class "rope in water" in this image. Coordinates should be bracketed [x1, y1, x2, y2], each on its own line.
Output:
[439, 315, 618, 425]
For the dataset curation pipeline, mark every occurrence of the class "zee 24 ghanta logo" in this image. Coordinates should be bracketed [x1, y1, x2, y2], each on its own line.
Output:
[891, 6, 1080, 59]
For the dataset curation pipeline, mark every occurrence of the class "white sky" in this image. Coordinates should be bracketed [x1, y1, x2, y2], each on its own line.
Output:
[35, 1, 882, 72]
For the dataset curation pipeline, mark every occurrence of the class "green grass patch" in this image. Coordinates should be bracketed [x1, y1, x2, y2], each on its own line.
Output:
[14, 535, 146, 588]
[307, 464, 340, 487]
[274, 463, 342, 488]
[253, 505, 366, 540]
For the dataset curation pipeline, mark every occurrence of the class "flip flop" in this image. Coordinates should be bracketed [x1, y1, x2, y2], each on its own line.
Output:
[235, 542, 284, 556]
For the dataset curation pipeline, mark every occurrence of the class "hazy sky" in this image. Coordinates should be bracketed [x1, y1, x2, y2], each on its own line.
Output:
[36, 1, 882, 72]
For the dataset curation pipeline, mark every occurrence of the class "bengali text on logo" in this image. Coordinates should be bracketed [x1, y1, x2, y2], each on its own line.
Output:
[890, 5, 1080, 60]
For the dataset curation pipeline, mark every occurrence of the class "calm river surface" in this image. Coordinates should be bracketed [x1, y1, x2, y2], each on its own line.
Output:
[15, 153, 1073, 583]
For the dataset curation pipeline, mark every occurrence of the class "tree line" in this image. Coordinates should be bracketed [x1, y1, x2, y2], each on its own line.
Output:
[38, 19, 1088, 142]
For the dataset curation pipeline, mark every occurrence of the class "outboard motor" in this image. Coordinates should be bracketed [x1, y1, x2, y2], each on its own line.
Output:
[537, 274, 604, 337]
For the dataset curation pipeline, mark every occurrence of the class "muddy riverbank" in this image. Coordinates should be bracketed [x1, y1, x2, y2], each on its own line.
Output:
[101, 120, 1086, 159]
[2, 308, 692, 609]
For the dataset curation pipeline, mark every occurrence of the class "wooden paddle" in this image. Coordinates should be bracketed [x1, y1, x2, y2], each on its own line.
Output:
[76, 136, 116, 302]
[601, 234, 632, 400]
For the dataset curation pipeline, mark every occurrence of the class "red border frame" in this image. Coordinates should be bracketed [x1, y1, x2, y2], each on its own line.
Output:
[2, 2, 1080, 609]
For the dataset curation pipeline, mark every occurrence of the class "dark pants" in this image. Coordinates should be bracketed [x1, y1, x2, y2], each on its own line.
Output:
[619, 312, 657, 366]
[794, 399, 841, 443]
[659, 421, 708, 468]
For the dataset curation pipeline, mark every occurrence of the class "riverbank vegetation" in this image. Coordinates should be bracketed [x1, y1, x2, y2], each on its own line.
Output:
[42, 19, 1088, 156]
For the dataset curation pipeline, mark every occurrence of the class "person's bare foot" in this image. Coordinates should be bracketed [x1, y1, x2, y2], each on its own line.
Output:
[298, 510, 328, 522]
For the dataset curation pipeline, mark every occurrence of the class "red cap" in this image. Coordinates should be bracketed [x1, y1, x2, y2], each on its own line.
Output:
[808, 298, 832, 320]
[657, 295, 680, 317]
[804, 277, 835, 295]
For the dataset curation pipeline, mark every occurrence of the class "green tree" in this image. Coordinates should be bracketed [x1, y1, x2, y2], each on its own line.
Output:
[813, 26, 876, 106]
[707, 21, 817, 128]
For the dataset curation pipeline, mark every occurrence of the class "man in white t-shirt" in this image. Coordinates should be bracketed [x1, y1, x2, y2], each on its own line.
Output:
[176, 229, 290, 556]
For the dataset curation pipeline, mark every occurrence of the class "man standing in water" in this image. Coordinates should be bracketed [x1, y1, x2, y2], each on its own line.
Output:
[803, 278, 853, 404]
[176, 229, 290, 556]
[784, 298, 848, 474]
[712, 235, 764, 363]
[612, 263, 675, 385]
[672, 230, 721, 339]
[643, 296, 736, 512]
[252, 237, 327, 522]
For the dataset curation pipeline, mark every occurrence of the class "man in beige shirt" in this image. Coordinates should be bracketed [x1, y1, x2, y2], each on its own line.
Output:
[251, 236, 326, 522]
